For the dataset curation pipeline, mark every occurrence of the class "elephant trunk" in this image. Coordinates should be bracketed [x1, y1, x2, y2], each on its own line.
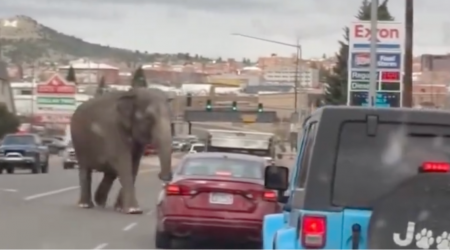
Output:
[154, 118, 173, 181]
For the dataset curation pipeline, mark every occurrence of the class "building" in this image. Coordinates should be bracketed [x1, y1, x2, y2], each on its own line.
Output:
[257, 53, 296, 69]
[58, 60, 120, 85]
[0, 61, 16, 113]
[421, 54, 450, 71]
[263, 65, 319, 87]
[412, 83, 449, 108]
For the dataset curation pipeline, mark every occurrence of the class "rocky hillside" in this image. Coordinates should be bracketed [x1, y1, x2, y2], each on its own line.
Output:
[0, 15, 208, 65]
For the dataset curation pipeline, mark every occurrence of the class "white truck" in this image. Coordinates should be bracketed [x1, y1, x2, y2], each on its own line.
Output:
[205, 129, 276, 162]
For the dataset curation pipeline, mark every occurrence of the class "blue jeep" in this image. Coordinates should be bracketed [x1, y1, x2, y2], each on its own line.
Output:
[262, 106, 450, 249]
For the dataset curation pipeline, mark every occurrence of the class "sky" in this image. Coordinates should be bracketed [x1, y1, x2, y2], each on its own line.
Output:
[1, 0, 450, 60]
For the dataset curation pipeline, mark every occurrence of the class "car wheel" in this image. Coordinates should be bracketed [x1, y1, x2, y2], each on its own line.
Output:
[155, 230, 172, 249]
[0, 168, 3, 174]
[31, 161, 41, 174]
[6, 167, 14, 174]
[41, 161, 49, 173]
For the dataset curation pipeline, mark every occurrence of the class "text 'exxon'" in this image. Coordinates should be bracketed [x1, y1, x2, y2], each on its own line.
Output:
[353, 24, 399, 40]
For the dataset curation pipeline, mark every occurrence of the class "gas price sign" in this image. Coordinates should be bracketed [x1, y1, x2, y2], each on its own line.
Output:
[350, 92, 400, 107]
[379, 71, 401, 91]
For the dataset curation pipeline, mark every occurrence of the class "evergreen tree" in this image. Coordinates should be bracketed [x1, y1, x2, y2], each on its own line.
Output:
[65, 65, 77, 84]
[323, 0, 394, 105]
[95, 76, 107, 97]
[131, 66, 148, 88]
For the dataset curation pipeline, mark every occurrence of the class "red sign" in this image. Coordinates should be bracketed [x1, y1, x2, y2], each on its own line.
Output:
[36, 74, 76, 94]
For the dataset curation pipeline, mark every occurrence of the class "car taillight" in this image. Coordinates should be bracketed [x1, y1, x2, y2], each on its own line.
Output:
[262, 190, 277, 201]
[165, 184, 190, 195]
[420, 162, 450, 173]
[300, 215, 326, 248]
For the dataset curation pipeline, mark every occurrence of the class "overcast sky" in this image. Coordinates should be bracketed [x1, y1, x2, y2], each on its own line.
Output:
[1, 0, 450, 60]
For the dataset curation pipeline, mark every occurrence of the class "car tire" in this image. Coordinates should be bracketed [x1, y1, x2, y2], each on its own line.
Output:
[41, 159, 49, 173]
[155, 230, 172, 249]
[6, 167, 14, 174]
[31, 160, 41, 174]
[0, 168, 3, 174]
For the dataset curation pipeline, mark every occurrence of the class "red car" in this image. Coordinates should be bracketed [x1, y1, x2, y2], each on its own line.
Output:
[144, 144, 156, 156]
[154, 152, 281, 248]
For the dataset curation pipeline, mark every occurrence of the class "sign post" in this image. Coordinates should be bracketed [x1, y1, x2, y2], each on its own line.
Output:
[347, 21, 404, 107]
[35, 74, 77, 125]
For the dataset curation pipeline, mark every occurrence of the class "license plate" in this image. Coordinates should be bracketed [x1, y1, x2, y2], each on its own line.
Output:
[209, 193, 233, 205]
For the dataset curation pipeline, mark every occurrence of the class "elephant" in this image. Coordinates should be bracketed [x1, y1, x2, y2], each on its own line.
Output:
[70, 88, 173, 214]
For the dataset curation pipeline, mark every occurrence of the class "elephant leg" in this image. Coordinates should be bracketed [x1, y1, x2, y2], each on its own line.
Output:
[115, 146, 143, 214]
[94, 171, 117, 207]
[78, 167, 93, 208]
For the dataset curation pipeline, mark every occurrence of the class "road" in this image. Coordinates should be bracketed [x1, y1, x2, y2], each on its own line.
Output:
[0, 124, 295, 249]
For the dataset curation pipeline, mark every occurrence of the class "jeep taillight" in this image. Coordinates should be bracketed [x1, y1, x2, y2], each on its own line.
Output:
[300, 215, 326, 248]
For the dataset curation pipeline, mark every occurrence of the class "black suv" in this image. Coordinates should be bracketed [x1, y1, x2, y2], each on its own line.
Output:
[264, 106, 450, 249]
[0, 133, 50, 174]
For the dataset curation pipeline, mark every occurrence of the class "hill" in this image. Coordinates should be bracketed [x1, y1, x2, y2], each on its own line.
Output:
[0, 15, 210, 65]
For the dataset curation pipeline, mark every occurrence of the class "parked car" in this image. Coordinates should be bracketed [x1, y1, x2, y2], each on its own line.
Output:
[0, 133, 50, 174]
[155, 152, 281, 248]
[144, 144, 157, 156]
[62, 141, 77, 169]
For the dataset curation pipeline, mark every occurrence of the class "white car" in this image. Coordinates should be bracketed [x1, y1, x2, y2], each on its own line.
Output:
[189, 143, 205, 154]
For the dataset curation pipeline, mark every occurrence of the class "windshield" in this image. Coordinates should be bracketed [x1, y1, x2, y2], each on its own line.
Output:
[333, 122, 450, 208]
[180, 158, 263, 179]
[2, 135, 35, 145]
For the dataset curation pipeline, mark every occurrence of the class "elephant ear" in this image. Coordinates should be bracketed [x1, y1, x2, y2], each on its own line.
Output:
[116, 91, 136, 130]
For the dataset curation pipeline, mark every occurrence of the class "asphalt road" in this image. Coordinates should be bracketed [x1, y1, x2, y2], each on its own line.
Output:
[0, 125, 295, 249]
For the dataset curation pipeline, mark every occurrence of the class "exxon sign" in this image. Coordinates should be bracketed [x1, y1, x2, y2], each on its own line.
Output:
[350, 21, 403, 45]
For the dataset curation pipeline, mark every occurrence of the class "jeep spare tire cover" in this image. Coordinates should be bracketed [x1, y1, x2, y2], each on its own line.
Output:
[368, 173, 450, 249]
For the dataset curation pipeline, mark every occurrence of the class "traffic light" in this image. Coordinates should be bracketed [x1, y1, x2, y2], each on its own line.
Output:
[232, 101, 237, 111]
[258, 103, 263, 112]
[186, 93, 192, 107]
[206, 99, 212, 111]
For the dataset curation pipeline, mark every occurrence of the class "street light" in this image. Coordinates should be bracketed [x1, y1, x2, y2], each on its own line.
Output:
[232, 33, 303, 150]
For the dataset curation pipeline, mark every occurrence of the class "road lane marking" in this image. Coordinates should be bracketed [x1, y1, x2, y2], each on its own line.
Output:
[23, 186, 80, 201]
[92, 243, 108, 249]
[1, 188, 18, 192]
[122, 222, 138, 231]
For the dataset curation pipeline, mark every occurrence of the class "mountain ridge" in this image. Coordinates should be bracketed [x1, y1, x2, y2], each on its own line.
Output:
[0, 15, 207, 65]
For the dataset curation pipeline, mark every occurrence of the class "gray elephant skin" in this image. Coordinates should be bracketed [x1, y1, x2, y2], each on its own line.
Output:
[70, 88, 173, 214]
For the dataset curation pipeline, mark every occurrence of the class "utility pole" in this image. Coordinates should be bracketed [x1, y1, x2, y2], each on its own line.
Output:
[368, 0, 378, 107]
[294, 38, 302, 152]
[403, 0, 414, 107]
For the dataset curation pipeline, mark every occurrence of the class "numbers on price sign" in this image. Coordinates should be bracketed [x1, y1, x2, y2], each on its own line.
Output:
[381, 71, 400, 81]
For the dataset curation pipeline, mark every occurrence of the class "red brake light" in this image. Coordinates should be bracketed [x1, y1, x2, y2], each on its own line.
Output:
[215, 171, 231, 176]
[300, 215, 326, 248]
[420, 162, 450, 173]
[165, 184, 190, 195]
[262, 190, 277, 201]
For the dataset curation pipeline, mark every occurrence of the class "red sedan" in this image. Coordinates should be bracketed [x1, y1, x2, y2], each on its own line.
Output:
[154, 152, 281, 248]
[144, 144, 156, 156]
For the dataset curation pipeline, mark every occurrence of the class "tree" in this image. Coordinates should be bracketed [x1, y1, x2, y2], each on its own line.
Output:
[95, 76, 107, 97]
[0, 104, 20, 138]
[131, 66, 147, 88]
[322, 0, 394, 105]
[65, 65, 77, 84]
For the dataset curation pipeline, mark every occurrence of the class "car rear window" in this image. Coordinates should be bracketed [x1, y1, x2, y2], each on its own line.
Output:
[332, 122, 450, 209]
[2, 135, 35, 145]
[180, 157, 263, 179]
[208, 147, 270, 157]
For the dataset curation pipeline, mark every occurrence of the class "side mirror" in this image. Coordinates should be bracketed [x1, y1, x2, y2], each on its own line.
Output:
[264, 165, 289, 191]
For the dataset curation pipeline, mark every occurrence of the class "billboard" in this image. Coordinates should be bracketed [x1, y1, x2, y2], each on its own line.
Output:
[35, 74, 77, 124]
[347, 21, 404, 108]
